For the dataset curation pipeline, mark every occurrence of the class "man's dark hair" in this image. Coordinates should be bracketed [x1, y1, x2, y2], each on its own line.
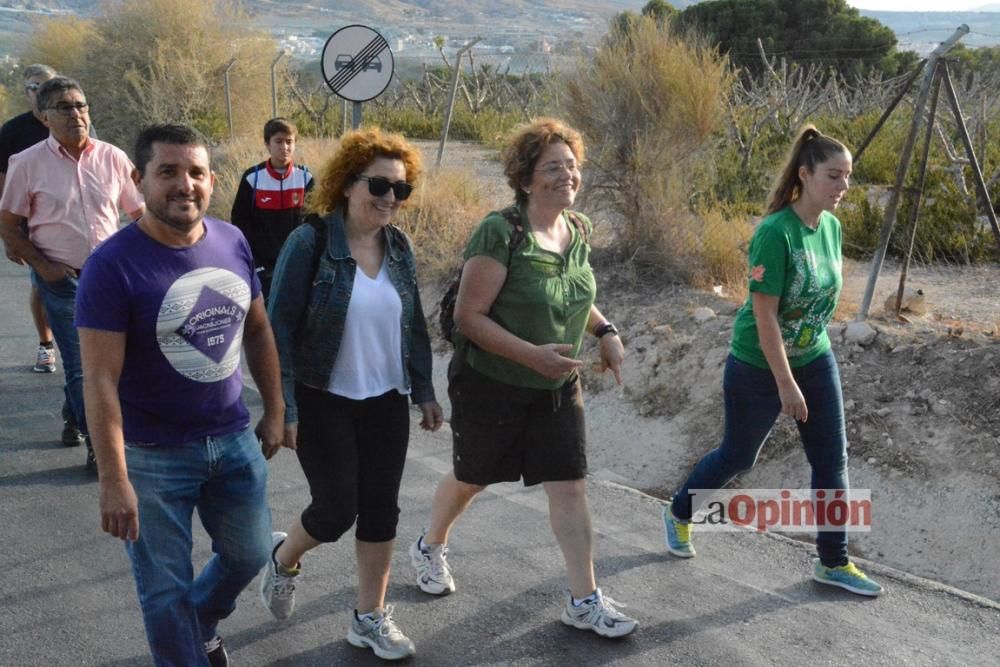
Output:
[263, 117, 296, 142]
[36, 76, 84, 114]
[134, 123, 210, 176]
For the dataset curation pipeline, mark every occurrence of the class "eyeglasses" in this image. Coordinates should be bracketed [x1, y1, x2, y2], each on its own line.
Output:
[47, 102, 90, 117]
[534, 161, 580, 176]
[25, 83, 42, 93]
[356, 175, 413, 201]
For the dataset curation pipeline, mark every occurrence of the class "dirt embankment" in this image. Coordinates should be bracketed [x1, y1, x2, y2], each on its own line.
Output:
[420, 139, 1000, 602]
[575, 256, 1000, 602]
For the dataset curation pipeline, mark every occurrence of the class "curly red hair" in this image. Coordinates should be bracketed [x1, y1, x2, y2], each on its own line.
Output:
[308, 127, 422, 214]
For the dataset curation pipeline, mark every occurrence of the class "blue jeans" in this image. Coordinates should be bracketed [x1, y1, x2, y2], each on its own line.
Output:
[32, 270, 85, 434]
[124, 427, 272, 666]
[671, 351, 850, 567]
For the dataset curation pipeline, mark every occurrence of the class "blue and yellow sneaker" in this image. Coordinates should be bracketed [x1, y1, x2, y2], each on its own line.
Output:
[662, 501, 695, 558]
[812, 559, 883, 597]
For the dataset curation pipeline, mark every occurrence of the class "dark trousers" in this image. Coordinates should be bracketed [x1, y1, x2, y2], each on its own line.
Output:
[295, 383, 410, 543]
[672, 351, 850, 567]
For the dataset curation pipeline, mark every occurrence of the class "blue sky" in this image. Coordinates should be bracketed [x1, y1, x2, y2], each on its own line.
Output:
[849, 1, 994, 9]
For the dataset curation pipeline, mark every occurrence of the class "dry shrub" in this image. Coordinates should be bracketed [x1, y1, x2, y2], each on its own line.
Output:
[395, 169, 490, 284]
[690, 208, 755, 291]
[25, 0, 289, 152]
[563, 16, 733, 283]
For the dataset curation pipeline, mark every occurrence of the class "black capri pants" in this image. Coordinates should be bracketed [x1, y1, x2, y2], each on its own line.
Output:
[294, 382, 410, 543]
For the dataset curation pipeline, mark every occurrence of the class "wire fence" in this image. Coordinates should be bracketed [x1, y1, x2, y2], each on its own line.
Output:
[269, 43, 1000, 300]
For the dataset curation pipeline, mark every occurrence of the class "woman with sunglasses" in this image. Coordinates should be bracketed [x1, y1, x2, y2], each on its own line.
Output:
[408, 118, 638, 638]
[263, 127, 442, 661]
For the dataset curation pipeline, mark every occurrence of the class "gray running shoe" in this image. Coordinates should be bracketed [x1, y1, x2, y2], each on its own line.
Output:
[347, 606, 415, 660]
[409, 534, 455, 595]
[561, 588, 638, 638]
[259, 531, 299, 620]
[33, 344, 56, 373]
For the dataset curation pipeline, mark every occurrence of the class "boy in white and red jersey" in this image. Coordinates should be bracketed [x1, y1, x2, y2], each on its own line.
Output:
[231, 117, 313, 300]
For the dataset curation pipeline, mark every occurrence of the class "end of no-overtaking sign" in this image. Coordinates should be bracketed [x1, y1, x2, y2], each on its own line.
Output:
[321, 25, 395, 103]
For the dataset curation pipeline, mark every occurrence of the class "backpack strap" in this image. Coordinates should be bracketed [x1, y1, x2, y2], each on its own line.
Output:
[566, 210, 589, 244]
[498, 206, 526, 267]
[500, 205, 590, 252]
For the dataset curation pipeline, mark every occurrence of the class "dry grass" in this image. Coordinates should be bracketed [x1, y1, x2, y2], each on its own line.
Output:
[395, 169, 490, 284]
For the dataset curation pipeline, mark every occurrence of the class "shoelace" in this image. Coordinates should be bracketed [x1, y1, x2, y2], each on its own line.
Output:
[374, 605, 405, 639]
[578, 593, 630, 623]
[674, 520, 692, 543]
[427, 546, 450, 580]
[272, 565, 298, 595]
[834, 562, 865, 579]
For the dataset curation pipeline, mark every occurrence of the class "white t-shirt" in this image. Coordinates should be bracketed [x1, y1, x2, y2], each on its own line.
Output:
[328, 257, 408, 400]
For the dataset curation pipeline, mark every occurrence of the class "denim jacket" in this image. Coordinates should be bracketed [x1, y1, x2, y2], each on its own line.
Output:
[267, 208, 436, 422]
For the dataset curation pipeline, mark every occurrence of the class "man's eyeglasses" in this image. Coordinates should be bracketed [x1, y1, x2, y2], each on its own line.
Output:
[356, 175, 413, 201]
[25, 83, 42, 93]
[534, 161, 580, 176]
[47, 102, 90, 117]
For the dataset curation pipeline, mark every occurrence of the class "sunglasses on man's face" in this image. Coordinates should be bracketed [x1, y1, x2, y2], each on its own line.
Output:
[356, 175, 413, 201]
[25, 83, 42, 93]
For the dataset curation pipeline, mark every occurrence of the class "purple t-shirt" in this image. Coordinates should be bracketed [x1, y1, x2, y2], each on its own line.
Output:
[76, 217, 262, 445]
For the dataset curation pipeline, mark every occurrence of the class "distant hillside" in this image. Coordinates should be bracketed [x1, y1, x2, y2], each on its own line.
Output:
[861, 9, 1000, 51]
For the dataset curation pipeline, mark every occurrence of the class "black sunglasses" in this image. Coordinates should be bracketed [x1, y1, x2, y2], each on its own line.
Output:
[356, 175, 413, 201]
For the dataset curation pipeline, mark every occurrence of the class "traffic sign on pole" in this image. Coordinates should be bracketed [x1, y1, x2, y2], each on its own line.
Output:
[321, 25, 394, 103]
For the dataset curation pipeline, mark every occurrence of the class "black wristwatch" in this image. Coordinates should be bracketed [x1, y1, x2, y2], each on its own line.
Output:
[594, 322, 619, 338]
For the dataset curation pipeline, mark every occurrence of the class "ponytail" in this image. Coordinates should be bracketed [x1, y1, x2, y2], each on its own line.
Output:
[765, 125, 849, 215]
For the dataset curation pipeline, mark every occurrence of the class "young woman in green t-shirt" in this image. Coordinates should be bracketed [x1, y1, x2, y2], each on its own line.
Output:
[662, 125, 884, 597]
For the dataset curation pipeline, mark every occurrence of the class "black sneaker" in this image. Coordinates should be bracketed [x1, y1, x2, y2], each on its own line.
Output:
[61, 403, 84, 447]
[84, 441, 97, 472]
[61, 421, 85, 447]
[205, 635, 229, 667]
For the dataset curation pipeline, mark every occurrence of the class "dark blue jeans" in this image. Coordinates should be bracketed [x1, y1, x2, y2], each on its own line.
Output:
[31, 270, 86, 434]
[671, 351, 849, 567]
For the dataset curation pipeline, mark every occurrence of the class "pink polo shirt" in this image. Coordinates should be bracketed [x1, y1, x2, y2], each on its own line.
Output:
[0, 136, 143, 269]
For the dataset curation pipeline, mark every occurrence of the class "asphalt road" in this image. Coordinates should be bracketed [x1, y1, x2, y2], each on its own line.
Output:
[1, 257, 998, 666]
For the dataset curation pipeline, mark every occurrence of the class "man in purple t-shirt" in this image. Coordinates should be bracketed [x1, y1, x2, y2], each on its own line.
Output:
[76, 124, 286, 667]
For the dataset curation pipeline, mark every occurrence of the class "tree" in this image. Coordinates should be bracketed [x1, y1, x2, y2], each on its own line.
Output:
[673, 0, 900, 77]
[22, 0, 285, 151]
[642, 0, 677, 22]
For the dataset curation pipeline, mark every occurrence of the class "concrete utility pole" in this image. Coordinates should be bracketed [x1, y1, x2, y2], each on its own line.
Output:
[271, 50, 287, 118]
[437, 38, 481, 168]
[223, 58, 237, 142]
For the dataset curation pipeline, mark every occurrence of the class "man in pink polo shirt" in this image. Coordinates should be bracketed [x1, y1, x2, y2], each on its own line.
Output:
[0, 76, 144, 470]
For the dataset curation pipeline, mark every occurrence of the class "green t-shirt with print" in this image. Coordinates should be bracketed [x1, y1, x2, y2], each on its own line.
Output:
[462, 207, 596, 390]
[730, 206, 843, 369]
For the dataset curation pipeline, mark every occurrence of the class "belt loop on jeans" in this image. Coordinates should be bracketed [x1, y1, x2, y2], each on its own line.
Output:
[551, 388, 561, 413]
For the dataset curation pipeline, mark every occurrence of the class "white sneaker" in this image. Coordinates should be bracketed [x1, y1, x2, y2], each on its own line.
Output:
[33, 345, 56, 373]
[560, 588, 638, 638]
[409, 534, 455, 595]
[347, 606, 415, 660]
[259, 531, 299, 620]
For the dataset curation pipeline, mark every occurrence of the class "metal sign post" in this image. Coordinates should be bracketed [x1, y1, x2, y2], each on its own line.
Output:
[320, 25, 394, 129]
